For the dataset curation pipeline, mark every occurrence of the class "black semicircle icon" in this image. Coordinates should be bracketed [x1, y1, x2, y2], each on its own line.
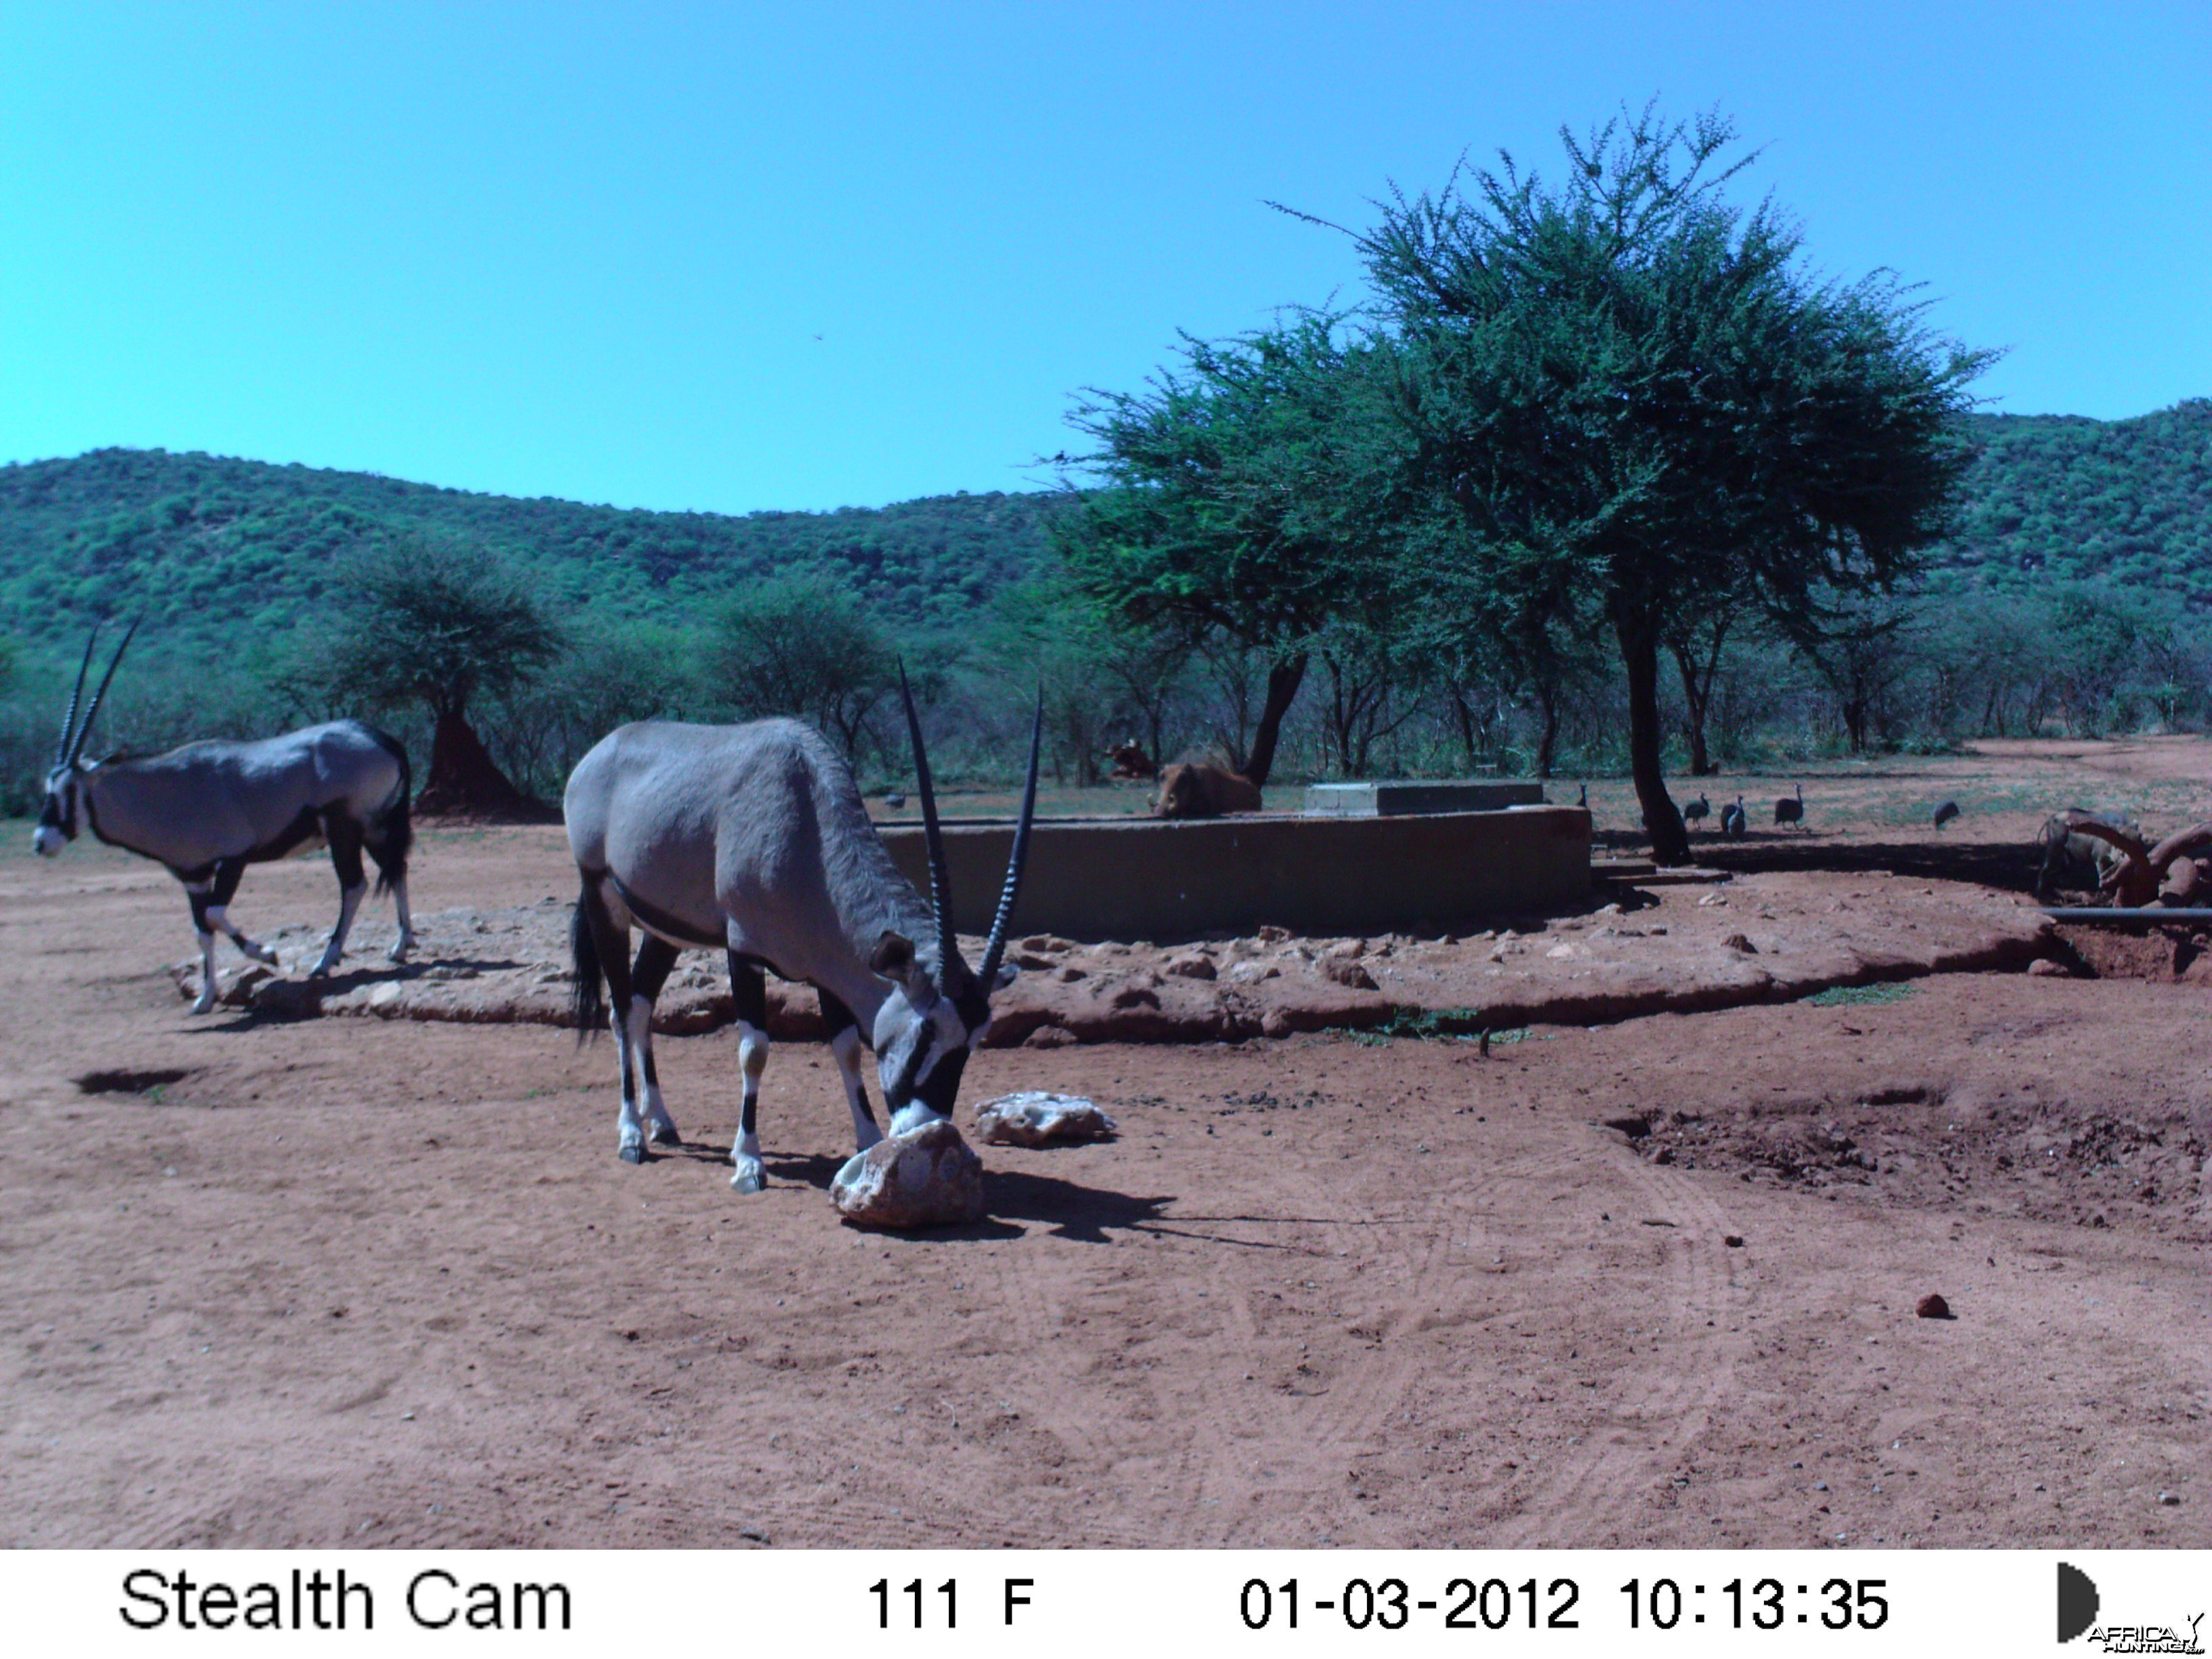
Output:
[2058, 1561, 2100, 1643]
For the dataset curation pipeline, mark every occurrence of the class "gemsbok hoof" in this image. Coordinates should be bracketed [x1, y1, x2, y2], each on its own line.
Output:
[190, 995, 216, 1016]
[618, 1143, 647, 1165]
[649, 1122, 681, 1147]
[731, 1165, 764, 1194]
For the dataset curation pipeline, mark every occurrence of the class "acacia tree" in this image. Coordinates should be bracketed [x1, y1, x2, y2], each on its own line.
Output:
[705, 569, 895, 763]
[327, 539, 565, 815]
[1057, 314, 1399, 788]
[1333, 103, 1987, 862]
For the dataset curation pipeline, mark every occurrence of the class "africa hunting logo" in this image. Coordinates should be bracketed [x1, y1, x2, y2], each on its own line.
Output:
[2060, 1562, 2205, 1652]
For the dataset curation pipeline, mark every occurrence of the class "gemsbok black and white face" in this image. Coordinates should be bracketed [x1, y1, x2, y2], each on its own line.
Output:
[33, 762, 86, 855]
[867, 931, 1019, 1132]
[32, 620, 134, 857]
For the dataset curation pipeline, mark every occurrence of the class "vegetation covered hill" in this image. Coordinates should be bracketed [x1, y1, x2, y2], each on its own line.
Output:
[3, 399, 2208, 662]
[1938, 399, 2212, 602]
[0, 447, 1063, 655]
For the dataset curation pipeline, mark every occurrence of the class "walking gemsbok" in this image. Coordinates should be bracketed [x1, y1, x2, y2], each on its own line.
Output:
[33, 621, 416, 1012]
[564, 673, 1042, 1189]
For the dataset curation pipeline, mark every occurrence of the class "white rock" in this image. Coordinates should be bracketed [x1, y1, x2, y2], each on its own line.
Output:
[973, 1091, 1118, 1147]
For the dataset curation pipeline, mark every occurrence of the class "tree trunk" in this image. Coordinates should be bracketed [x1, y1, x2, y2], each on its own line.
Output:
[1534, 674, 1561, 779]
[416, 703, 536, 818]
[1618, 612, 1689, 865]
[1242, 652, 1308, 789]
[1671, 640, 1713, 775]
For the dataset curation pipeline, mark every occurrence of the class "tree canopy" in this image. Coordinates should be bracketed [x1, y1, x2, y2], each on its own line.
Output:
[1340, 103, 1988, 860]
[323, 540, 565, 813]
[1054, 314, 1402, 786]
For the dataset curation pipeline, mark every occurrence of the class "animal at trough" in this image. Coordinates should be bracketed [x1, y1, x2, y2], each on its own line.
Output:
[32, 623, 415, 1014]
[564, 677, 1043, 1187]
[1719, 795, 1748, 840]
[1774, 783, 1804, 827]
[1155, 761, 1262, 819]
[1931, 800, 1961, 829]
[2034, 808, 2140, 899]
[1106, 738, 1158, 780]
[2045, 813, 2212, 909]
[1681, 793, 1710, 827]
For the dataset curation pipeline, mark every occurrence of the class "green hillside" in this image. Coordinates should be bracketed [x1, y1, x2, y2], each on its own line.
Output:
[0, 447, 1063, 657]
[3, 398, 2209, 663]
[1934, 399, 2212, 601]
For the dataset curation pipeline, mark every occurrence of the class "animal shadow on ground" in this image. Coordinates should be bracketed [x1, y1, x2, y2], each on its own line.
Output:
[754, 1151, 1170, 1243]
[75, 1067, 194, 1096]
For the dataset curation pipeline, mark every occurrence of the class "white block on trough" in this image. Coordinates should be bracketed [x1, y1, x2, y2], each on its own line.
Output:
[1302, 780, 1546, 816]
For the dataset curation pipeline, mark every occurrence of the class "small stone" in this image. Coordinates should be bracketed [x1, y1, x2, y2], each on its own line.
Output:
[369, 981, 405, 1008]
[1257, 924, 1292, 943]
[2028, 958, 2068, 977]
[2158, 1491, 2182, 1506]
[1723, 1234, 1745, 1248]
[1914, 1293, 1952, 1319]
[1546, 943, 1577, 960]
[974, 1091, 1117, 1147]
[1698, 892, 1728, 907]
[1318, 956, 1378, 990]
[1021, 1025, 1076, 1049]
[830, 1119, 984, 1229]
[1722, 933, 1755, 954]
[1163, 953, 1216, 980]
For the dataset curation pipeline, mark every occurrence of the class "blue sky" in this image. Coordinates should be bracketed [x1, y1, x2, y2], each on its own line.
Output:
[3, 1, 2207, 514]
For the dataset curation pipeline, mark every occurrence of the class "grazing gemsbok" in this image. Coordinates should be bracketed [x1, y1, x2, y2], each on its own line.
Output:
[565, 678, 1042, 1189]
[32, 622, 416, 1012]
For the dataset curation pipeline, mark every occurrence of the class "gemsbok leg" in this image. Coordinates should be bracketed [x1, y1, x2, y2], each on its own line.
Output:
[311, 813, 368, 977]
[627, 934, 682, 1149]
[817, 990, 884, 1153]
[182, 859, 277, 1013]
[577, 879, 657, 1162]
[726, 953, 770, 1192]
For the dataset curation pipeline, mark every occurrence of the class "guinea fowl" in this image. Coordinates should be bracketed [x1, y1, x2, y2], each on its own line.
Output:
[1720, 796, 1748, 840]
[1931, 800, 1961, 829]
[1774, 782, 1804, 827]
[1682, 793, 1711, 828]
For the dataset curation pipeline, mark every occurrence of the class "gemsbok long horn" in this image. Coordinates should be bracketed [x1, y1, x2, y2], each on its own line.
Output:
[68, 615, 140, 766]
[56, 626, 102, 764]
[897, 661, 962, 981]
[976, 691, 1044, 989]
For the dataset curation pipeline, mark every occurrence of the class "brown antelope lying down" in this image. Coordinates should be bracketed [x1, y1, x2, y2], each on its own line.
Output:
[1155, 761, 1262, 818]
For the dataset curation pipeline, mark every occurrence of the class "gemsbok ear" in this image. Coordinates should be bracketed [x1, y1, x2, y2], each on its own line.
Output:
[869, 932, 916, 979]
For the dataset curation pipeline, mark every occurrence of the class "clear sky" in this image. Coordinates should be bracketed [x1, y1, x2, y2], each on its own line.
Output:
[3, 1, 2207, 514]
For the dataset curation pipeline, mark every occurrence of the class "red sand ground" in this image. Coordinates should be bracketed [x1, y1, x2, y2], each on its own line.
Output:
[3, 742, 2209, 1549]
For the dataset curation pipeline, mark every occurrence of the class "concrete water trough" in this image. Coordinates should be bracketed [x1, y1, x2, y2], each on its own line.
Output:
[879, 804, 1591, 940]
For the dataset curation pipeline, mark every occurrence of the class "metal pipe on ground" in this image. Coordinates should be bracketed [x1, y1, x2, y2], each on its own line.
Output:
[2041, 907, 2212, 925]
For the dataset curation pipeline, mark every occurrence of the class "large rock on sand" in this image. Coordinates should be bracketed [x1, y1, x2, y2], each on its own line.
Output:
[831, 1118, 985, 1228]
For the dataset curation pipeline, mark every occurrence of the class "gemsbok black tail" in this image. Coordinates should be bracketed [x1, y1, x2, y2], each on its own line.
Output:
[571, 879, 606, 1044]
[364, 725, 414, 895]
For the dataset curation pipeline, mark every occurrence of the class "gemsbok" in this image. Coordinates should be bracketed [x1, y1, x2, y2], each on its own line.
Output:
[33, 621, 416, 1012]
[564, 676, 1041, 1189]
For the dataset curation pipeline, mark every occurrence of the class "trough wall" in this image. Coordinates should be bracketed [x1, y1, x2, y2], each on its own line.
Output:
[878, 806, 1591, 940]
